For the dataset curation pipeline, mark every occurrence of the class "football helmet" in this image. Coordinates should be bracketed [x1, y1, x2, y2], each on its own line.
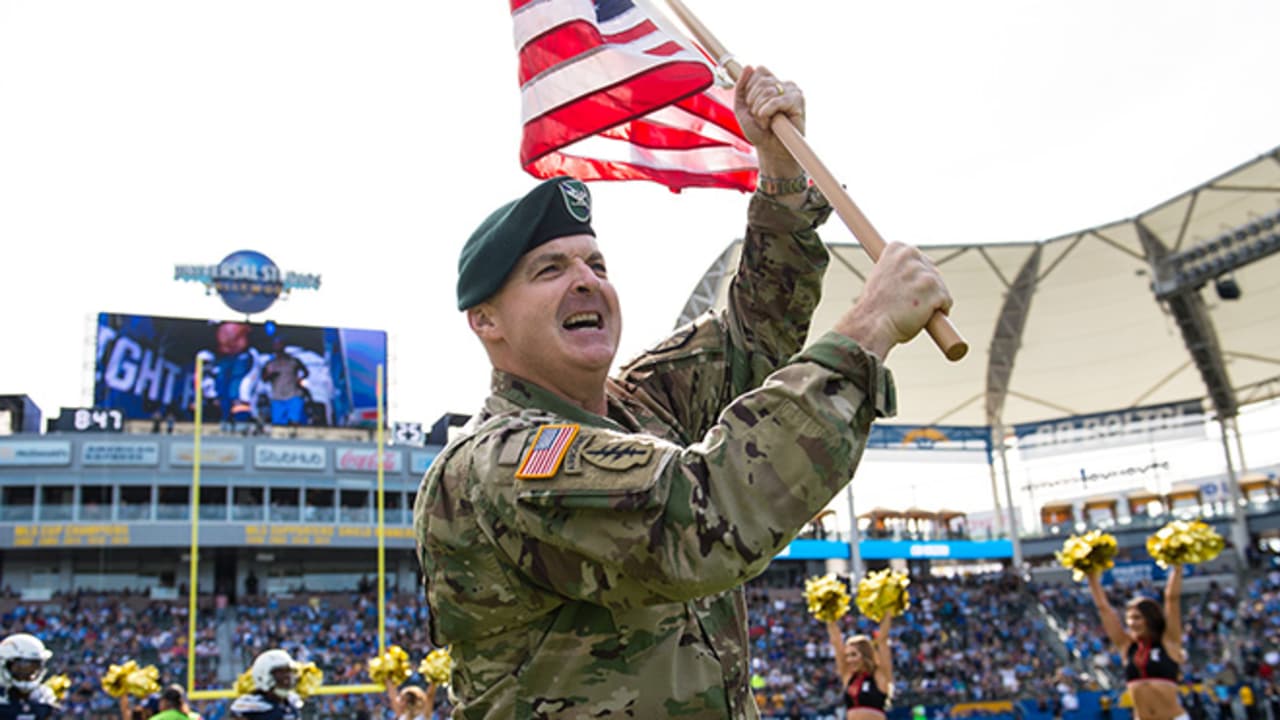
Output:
[249, 649, 296, 698]
[0, 634, 51, 693]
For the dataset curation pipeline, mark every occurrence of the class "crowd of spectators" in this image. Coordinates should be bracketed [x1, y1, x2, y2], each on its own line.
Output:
[224, 592, 448, 718]
[0, 591, 219, 718]
[6, 564, 1280, 719]
[744, 569, 1096, 716]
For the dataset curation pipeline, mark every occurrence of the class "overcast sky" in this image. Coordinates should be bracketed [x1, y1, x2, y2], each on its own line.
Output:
[2, 1, 1279, 519]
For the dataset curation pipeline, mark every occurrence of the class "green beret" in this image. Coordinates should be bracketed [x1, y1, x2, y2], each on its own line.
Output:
[457, 176, 595, 310]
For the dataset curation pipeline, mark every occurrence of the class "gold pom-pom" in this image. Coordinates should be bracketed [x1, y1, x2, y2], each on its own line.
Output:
[234, 668, 256, 696]
[100, 661, 160, 698]
[101, 661, 135, 698]
[368, 645, 412, 687]
[1147, 520, 1224, 568]
[127, 664, 161, 698]
[42, 674, 70, 701]
[295, 662, 323, 698]
[803, 573, 851, 622]
[1056, 530, 1118, 581]
[418, 648, 453, 686]
[855, 568, 911, 622]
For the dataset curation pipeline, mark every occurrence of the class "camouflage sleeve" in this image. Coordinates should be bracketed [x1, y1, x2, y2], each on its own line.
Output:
[476, 332, 894, 608]
[725, 190, 833, 390]
[618, 190, 832, 441]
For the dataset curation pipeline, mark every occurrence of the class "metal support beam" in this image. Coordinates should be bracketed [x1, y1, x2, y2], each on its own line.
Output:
[1218, 417, 1252, 560]
[986, 246, 1042, 566]
[845, 484, 864, 580]
[1137, 221, 1249, 560]
[1135, 222, 1238, 420]
[676, 242, 737, 327]
[985, 246, 1042, 424]
[1152, 209, 1280, 300]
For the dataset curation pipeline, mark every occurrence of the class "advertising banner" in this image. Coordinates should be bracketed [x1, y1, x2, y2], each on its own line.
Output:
[253, 444, 327, 471]
[1013, 399, 1205, 459]
[334, 448, 403, 473]
[859, 539, 1014, 560]
[81, 441, 159, 467]
[0, 441, 72, 467]
[867, 424, 991, 452]
[169, 442, 245, 468]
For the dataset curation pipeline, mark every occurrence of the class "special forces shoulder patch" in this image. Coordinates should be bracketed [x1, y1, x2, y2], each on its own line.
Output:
[580, 436, 653, 471]
[515, 423, 580, 479]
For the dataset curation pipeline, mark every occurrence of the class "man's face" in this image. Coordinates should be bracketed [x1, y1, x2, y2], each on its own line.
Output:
[271, 665, 297, 691]
[215, 323, 251, 355]
[6, 659, 40, 682]
[481, 234, 621, 383]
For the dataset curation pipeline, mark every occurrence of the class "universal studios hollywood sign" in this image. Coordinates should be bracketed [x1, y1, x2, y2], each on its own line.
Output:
[174, 250, 321, 315]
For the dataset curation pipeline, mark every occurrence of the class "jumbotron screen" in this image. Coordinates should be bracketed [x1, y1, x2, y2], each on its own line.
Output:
[94, 313, 388, 428]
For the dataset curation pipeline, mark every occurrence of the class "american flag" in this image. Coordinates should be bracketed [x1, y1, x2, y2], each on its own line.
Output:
[516, 424, 580, 478]
[511, 0, 757, 192]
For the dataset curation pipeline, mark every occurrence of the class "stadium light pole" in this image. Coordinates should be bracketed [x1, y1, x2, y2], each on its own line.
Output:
[845, 483, 864, 580]
[1216, 417, 1251, 561]
[994, 424, 1024, 569]
[985, 460, 1006, 537]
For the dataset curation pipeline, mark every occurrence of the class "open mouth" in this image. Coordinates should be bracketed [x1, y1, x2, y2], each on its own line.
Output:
[562, 312, 603, 330]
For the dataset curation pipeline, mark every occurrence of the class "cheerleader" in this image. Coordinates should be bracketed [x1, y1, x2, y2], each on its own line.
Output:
[1086, 565, 1187, 720]
[827, 611, 893, 719]
[385, 681, 438, 720]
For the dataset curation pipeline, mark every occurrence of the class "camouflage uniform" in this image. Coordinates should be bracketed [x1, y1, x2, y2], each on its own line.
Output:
[415, 190, 896, 719]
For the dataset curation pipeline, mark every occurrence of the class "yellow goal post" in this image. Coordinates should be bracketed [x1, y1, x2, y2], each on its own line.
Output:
[185, 359, 392, 700]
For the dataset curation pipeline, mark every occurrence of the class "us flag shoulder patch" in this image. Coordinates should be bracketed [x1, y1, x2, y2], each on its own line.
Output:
[515, 424, 580, 479]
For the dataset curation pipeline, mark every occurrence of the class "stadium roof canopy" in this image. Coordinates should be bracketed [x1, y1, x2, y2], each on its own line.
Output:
[679, 146, 1280, 429]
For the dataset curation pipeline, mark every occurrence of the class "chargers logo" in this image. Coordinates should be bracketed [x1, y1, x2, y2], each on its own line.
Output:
[902, 427, 949, 449]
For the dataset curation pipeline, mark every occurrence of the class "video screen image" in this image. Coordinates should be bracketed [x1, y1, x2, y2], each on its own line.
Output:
[94, 313, 387, 428]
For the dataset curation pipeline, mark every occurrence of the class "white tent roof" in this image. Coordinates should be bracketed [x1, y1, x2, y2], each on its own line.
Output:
[683, 147, 1280, 427]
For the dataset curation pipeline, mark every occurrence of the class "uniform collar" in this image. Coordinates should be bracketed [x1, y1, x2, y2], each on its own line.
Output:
[489, 370, 635, 432]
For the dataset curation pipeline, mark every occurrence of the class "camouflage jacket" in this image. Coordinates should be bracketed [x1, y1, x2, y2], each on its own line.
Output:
[415, 191, 897, 719]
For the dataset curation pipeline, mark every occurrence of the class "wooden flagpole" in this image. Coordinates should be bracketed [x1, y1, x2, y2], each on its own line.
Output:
[664, 0, 968, 362]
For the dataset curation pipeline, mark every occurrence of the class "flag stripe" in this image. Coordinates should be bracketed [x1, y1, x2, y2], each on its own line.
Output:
[635, 101, 749, 147]
[600, 19, 657, 45]
[513, 0, 590, 45]
[639, 40, 682, 57]
[520, 47, 709, 122]
[528, 153, 757, 191]
[599, 122, 727, 151]
[675, 91, 741, 136]
[521, 65, 710, 165]
[517, 19, 601, 85]
[511, 0, 758, 192]
[559, 134, 756, 171]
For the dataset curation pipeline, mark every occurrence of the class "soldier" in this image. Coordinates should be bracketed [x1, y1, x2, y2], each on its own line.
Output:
[414, 65, 952, 719]
[0, 633, 59, 719]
